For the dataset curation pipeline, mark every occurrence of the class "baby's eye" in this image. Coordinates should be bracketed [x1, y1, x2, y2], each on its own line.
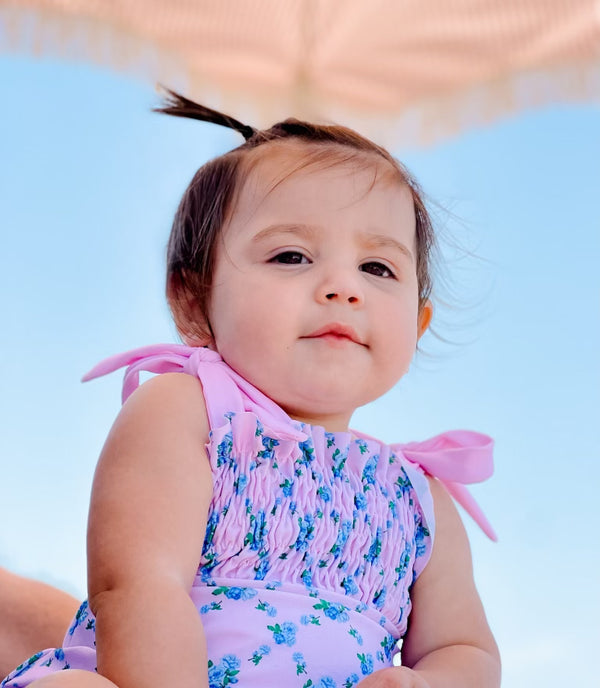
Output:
[270, 251, 309, 265]
[360, 261, 396, 279]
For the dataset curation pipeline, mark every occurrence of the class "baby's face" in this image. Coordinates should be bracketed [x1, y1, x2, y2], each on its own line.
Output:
[207, 143, 431, 431]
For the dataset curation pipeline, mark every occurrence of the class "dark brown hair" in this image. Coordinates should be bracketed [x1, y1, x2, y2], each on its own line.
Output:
[159, 93, 436, 341]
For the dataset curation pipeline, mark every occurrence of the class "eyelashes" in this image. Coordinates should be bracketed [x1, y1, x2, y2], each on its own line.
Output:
[269, 251, 309, 265]
[268, 252, 397, 279]
[359, 262, 396, 279]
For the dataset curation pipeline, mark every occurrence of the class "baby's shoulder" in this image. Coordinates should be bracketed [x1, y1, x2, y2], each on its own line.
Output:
[126, 370, 205, 403]
[117, 371, 209, 441]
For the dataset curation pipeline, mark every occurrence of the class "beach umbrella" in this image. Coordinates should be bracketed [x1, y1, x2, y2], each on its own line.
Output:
[1, 0, 598, 144]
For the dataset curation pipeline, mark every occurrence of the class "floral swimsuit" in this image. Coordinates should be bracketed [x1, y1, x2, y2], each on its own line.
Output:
[2, 345, 495, 688]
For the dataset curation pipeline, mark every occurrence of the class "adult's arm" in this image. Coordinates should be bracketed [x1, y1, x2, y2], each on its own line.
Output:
[0, 568, 79, 678]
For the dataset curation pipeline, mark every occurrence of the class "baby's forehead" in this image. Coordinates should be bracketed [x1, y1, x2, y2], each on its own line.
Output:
[223, 140, 416, 244]
[240, 140, 406, 192]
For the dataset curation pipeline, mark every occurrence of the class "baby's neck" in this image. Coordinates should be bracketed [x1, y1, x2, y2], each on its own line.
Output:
[285, 409, 353, 433]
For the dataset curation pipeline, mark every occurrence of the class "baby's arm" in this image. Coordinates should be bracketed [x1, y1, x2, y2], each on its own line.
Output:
[359, 478, 501, 688]
[87, 372, 213, 688]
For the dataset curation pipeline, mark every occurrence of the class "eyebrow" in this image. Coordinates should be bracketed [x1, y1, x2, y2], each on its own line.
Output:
[252, 223, 414, 262]
[362, 233, 415, 262]
[251, 223, 317, 243]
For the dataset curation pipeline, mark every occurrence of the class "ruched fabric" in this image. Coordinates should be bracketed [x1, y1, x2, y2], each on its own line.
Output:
[2, 345, 495, 688]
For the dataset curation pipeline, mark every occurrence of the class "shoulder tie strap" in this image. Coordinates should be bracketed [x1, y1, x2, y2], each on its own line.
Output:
[82, 344, 306, 441]
[83, 345, 496, 539]
[394, 430, 497, 541]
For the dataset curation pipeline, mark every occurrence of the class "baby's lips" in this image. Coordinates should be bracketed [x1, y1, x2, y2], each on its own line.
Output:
[303, 322, 364, 345]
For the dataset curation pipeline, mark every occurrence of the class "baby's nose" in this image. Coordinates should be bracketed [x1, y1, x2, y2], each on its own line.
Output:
[325, 291, 360, 304]
[317, 269, 365, 305]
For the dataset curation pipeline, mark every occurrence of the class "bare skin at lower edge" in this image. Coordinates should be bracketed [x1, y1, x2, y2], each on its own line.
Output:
[0, 568, 79, 679]
[22, 671, 117, 688]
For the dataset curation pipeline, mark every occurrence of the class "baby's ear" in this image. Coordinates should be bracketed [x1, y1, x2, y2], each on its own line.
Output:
[167, 276, 214, 348]
[417, 300, 433, 339]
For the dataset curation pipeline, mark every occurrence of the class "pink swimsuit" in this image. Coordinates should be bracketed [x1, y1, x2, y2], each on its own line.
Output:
[2, 344, 495, 688]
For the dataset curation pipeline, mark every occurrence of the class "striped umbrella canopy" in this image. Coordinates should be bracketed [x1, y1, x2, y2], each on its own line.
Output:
[1, 0, 599, 144]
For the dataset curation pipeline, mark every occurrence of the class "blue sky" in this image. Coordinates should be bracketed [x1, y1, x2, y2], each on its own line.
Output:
[1, 55, 598, 686]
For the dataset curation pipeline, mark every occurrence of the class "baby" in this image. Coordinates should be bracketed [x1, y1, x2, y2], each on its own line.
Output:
[2, 91, 500, 688]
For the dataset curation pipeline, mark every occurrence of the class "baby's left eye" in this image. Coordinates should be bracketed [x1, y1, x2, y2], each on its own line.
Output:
[360, 262, 396, 279]
[270, 251, 309, 265]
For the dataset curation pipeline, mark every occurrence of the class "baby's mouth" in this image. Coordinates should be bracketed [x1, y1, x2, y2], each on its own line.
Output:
[303, 323, 365, 346]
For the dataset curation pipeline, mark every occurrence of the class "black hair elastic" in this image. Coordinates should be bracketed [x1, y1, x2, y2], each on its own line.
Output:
[153, 86, 257, 141]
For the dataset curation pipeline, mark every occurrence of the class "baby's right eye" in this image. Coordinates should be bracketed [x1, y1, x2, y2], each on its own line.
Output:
[269, 251, 309, 265]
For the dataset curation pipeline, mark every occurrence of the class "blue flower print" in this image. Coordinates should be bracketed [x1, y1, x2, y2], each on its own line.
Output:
[344, 674, 360, 688]
[222, 656, 239, 671]
[319, 677, 337, 688]
[67, 600, 89, 635]
[208, 654, 240, 688]
[279, 477, 294, 497]
[210, 586, 258, 601]
[270, 496, 282, 516]
[268, 621, 297, 646]
[331, 447, 348, 479]
[6, 652, 45, 682]
[317, 485, 332, 502]
[357, 653, 374, 676]
[372, 586, 387, 610]
[329, 520, 352, 558]
[258, 435, 280, 461]
[388, 499, 397, 518]
[249, 645, 271, 666]
[394, 470, 412, 497]
[298, 438, 315, 465]
[356, 438, 369, 454]
[395, 541, 411, 581]
[301, 567, 313, 589]
[254, 556, 270, 580]
[244, 510, 268, 551]
[300, 614, 321, 626]
[313, 599, 349, 623]
[364, 528, 382, 564]
[324, 604, 349, 623]
[348, 627, 364, 646]
[293, 652, 307, 675]
[224, 586, 257, 601]
[216, 433, 234, 468]
[200, 602, 222, 614]
[256, 600, 278, 617]
[341, 575, 359, 596]
[354, 492, 368, 510]
[234, 474, 248, 495]
[200, 564, 216, 585]
[202, 511, 220, 552]
[294, 513, 316, 552]
[361, 455, 379, 488]
[414, 518, 430, 558]
[208, 662, 225, 686]
[265, 580, 282, 591]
